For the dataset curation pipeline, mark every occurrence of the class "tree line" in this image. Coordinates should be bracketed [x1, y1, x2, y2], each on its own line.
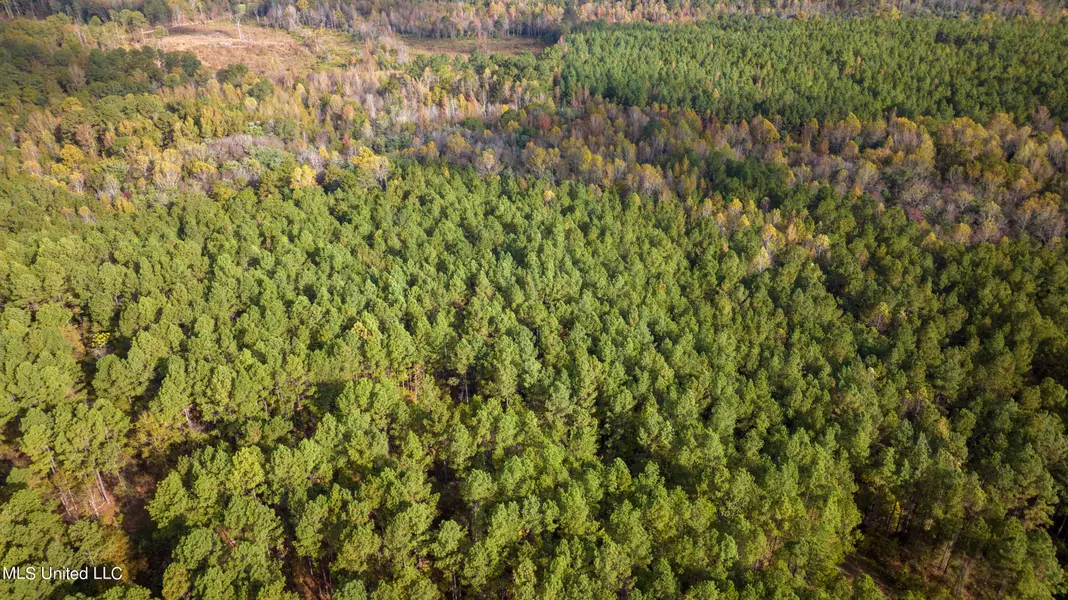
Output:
[1, 0, 1063, 39]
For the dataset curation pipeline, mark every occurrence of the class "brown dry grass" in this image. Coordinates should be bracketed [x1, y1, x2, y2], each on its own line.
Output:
[150, 22, 321, 77]
[400, 35, 549, 57]
[147, 24, 548, 78]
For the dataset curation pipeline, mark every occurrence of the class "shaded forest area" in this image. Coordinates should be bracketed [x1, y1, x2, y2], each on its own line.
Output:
[0, 10, 1066, 600]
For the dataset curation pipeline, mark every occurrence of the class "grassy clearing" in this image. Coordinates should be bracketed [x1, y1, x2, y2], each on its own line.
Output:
[149, 22, 351, 77]
[146, 23, 548, 79]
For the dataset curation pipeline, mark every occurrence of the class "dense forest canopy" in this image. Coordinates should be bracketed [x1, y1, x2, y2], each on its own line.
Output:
[0, 8, 1066, 600]
[561, 18, 1068, 126]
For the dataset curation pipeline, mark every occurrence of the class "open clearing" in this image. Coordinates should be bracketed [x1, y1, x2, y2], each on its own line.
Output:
[151, 22, 324, 76]
[400, 35, 550, 57]
[147, 24, 549, 78]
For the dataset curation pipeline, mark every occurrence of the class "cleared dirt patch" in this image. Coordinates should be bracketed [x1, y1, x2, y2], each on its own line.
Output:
[400, 35, 550, 57]
[152, 22, 320, 77]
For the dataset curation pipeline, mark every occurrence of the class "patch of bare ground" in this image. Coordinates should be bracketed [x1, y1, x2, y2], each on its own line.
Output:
[400, 34, 550, 57]
[149, 22, 321, 77]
